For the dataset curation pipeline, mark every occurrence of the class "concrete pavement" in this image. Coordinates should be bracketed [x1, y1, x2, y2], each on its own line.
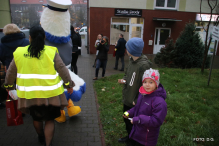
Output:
[0, 40, 218, 146]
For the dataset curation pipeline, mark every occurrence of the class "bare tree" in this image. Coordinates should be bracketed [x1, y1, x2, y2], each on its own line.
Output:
[69, 7, 77, 26]
[28, 5, 40, 27]
[200, 0, 218, 73]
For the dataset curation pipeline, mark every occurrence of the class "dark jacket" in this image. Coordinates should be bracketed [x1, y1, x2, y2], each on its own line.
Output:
[123, 54, 152, 107]
[128, 84, 167, 146]
[96, 43, 109, 60]
[115, 38, 126, 55]
[0, 33, 29, 69]
[71, 33, 81, 52]
[0, 61, 7, 101]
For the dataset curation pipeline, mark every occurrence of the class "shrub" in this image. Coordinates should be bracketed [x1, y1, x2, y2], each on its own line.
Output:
[154, 37, 177, 67]
[174, 23, 205, 68]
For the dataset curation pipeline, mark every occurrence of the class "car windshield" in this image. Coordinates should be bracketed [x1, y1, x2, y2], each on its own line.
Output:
[80, 29, 84, 32]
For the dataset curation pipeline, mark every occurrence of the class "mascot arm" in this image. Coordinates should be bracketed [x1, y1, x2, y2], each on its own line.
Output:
[54, 53, 75, 88]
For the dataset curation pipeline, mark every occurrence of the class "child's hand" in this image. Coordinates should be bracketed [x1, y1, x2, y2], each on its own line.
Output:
[118, 79, 126, 84]
[67, 88, 73, 94]
[130, 119, 133, 124]
[123, 111, 129, 119]
[123, 115, 128, 119]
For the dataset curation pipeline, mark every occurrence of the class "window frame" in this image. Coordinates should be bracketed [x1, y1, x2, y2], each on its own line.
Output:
[110, 17, 144, 45]
[154, 0, 179, 10]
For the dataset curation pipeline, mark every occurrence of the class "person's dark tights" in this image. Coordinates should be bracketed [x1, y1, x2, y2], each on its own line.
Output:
[33, 120, 55, 146]
[33, 120, 44, 136]
[71, 52, 79, 74]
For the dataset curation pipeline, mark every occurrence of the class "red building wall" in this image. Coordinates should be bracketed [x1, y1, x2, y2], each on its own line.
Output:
[89, 7, 197, 54]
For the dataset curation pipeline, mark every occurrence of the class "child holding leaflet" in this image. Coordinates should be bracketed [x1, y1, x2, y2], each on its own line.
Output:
[123, 68, 167, 146]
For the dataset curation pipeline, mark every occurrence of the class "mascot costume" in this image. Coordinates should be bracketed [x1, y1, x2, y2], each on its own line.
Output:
[40, 0, 86, 123]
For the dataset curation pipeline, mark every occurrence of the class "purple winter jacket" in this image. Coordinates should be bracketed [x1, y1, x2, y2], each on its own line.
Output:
[127, 84, 167, 146]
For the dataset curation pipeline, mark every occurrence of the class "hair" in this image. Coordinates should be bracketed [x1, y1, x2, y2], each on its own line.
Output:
[97, 34, 103, 40]
[71, 25, 76, 34]
[28, 26, 45, 59]
[103, 36, 109, 44]
[3, 24, 21, 35]
[120, 34, 124, 38]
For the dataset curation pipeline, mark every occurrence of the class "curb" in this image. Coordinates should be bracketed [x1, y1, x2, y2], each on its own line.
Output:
[94, 90, 106, 146]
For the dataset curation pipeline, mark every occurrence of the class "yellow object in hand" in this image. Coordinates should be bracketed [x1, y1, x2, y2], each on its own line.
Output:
[124, 111, 129, 117]
[115, 49, 117, 51]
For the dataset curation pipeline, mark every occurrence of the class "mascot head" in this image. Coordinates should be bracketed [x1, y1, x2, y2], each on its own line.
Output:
[40, 0, 72, 44]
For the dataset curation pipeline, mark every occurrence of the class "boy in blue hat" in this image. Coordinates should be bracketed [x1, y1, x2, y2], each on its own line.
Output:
[118, 37, 152, 146]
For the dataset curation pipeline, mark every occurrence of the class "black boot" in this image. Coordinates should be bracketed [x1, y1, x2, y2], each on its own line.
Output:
[118, 136, 129, 143]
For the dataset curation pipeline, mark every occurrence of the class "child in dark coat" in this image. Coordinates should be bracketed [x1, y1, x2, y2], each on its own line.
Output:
[123, 68, 167, 146]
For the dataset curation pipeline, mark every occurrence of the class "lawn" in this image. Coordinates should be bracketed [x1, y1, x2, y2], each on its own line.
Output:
[93, 68, 219, 146]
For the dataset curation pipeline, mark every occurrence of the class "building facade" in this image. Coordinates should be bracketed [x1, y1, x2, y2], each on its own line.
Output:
[0, 0, 12, 28]
[89, 0, 219, 56]
[10, 0, 87, 28]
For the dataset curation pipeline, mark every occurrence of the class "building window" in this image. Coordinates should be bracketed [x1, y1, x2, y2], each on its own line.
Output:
[110, 17, 144, 45]
[155, 0, 178, 10]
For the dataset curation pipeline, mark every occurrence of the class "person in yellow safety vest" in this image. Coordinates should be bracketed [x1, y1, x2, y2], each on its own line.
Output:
[3, 26, 74, 146]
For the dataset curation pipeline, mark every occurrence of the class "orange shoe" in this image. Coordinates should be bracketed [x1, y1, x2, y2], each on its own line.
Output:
[67, 99, 81, 117]
[55, 110, 66, 123]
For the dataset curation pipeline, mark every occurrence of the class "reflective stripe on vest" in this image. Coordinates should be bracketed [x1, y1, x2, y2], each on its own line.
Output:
[17, 72, 59, 79]
[13, 45, 64, 99]
[16, 80, 63, 91]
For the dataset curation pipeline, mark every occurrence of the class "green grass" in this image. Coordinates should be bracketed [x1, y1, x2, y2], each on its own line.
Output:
[94, 68, 219, 146]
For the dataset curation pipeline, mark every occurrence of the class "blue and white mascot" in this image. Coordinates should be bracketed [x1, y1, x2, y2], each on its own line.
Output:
[40, 0, 86, 122]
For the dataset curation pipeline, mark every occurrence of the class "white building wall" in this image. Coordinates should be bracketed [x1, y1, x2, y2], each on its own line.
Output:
[89, 0, 218, 14]
[89, 0, 147, 9]
[185, 0, 218, 13]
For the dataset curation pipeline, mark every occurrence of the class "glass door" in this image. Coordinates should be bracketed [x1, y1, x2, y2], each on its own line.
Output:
[153, 28, 171, 54]
[130, 24, 143, 39]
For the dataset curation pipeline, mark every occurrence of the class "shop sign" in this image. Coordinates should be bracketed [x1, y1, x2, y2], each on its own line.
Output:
[115, 9, 142, 17]
[196, 14, 219, 22]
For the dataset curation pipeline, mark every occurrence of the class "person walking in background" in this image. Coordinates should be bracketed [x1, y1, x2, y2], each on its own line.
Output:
[0, 24, 29, 110]
[118, 37, 152, 146]
[93, 36, 109, 80]
[114, 34, 126, 71]
[0, 61, 7, 109]
[0, 24, 29, 70]
[93, 34, 103, 67]
[123, 68, 167, 146]
[71, 25, 81, 75]
[3, 26, 74, 146]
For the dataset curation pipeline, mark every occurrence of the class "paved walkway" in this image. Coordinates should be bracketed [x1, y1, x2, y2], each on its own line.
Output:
[0, 40, 218, 146]
[0, 41, 131, 146]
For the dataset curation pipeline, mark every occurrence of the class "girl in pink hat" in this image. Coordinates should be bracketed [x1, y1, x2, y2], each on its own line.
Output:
[123, 68, 167, 146]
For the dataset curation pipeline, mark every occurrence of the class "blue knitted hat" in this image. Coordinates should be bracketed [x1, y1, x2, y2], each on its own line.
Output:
[126, 37, 144, 57]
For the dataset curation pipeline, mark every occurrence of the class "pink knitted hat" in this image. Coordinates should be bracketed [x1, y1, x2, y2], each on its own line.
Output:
[142, 68, 160, 87]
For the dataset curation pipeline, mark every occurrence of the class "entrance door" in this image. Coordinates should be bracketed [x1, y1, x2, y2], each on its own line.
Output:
[153, 28, 171, 54]
[130, 25, 143, 39]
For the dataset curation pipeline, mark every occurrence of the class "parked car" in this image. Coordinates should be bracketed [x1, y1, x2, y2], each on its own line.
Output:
[79, 26, 87, 35]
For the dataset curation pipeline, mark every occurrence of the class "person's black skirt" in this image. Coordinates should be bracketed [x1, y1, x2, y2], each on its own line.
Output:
[29, 105, 61, 121]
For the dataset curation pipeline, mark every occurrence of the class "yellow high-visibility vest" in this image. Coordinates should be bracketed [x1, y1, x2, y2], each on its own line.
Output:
[14, 45, 64, 99]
